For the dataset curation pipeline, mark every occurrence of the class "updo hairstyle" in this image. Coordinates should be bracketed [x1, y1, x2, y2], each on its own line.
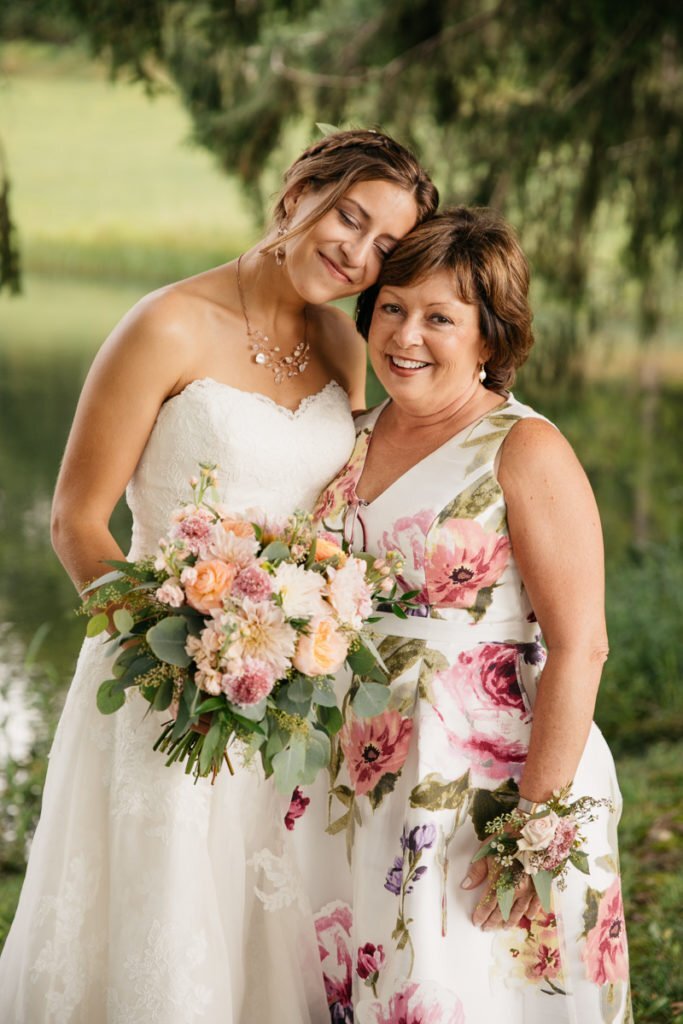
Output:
[261, 129, 439, 255]
[356, 206, 534, 394]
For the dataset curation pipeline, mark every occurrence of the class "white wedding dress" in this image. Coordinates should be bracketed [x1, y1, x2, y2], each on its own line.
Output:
[0, 377, 355, 1024]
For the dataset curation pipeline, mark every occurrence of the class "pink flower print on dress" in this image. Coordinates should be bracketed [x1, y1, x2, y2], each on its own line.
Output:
[314, 901, 354, 1020]
[356, 979, 465, 1024]
[379, 508, 435, 579]
[582, 878, 629, 985]
[340, 710, 413, 796]
[424, 517, 510, 608]
[313, 429, 372, 525]
[424, 644, 532, 785]
[356, 942, 386, 981]
[284, 786, 310, 830]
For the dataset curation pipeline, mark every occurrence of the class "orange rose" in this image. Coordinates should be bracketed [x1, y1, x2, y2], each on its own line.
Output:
[314, 537, 347, 565]
[184, 560, 237, 613]
[221, 518, 256, 538]
[293, 616, 349, 676]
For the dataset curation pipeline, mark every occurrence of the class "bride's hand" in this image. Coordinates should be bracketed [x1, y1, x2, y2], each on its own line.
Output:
[461, 847, 541, 931]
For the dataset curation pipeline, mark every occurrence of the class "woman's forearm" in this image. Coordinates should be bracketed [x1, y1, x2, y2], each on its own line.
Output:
[51, 515, 126, 594]
[517, 644, 608, 803]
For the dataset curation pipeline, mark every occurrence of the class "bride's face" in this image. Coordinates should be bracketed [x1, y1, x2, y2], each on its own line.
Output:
[282, 180, 419, 304]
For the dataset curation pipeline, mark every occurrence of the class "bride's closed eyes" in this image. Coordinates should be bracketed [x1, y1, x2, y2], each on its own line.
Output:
[337, 206, 394, 259]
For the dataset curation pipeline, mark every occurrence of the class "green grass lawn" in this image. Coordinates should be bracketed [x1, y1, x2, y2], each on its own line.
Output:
[1, 40, 258, 285]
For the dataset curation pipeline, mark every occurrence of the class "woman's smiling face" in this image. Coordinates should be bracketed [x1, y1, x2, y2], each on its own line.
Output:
[368, 270, 488, 414]
[282, 179, 420, 304]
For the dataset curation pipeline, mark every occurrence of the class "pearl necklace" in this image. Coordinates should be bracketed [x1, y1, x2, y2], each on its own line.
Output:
[236, 255, 310, 385]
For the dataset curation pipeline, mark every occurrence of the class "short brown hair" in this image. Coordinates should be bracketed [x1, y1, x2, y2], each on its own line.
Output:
[261, 129, 438, 255]
[356, 206, 534, 393]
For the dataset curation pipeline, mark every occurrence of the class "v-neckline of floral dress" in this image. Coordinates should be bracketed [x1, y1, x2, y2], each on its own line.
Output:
[351, 395, 512, 511]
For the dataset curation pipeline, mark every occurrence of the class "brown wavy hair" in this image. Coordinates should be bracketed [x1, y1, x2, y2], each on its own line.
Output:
[261, 129, 439, 255]
[356, 207, 534, 393]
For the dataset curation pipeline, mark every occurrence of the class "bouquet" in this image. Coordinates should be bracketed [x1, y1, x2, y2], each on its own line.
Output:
[82, 463, 404, 793]
[472, 786, 612, 920]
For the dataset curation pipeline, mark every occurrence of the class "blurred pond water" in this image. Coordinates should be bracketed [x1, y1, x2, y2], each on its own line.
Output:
[0, 275, 136, 748]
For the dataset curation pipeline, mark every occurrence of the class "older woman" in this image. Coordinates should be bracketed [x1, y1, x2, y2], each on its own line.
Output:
[312, 208, 631, 1023]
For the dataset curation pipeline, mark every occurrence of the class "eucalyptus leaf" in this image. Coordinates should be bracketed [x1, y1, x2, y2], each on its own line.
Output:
[273, 687, 304, 716]
[532, 869, 554, 912]
[87, 613, 109, 638]
[96, 679, 125, 714]
[118, 654, 158, 687]
[104, 559, 157, 581]
[81, 570, 124, 595]
[231, 698, 267, 721]
[113, 608, 134, 634]
[498, 884, 515, 922]
[272, 736, 307, 794]
[311, 679, 337, 707]
[288, 676, 314, 703]
[261, 540, 290, 563]
[301, 730, 331, 784]
[171, 696, 191, 740]
[194, 697, 228, 716]
[317, 704, 343, 735]
[351, 680, 390, 718]
[152, 677, 174, 711]
[146, 616, 191, 667]
[346, 643, 377, 677]
[198, 717, 227, 775]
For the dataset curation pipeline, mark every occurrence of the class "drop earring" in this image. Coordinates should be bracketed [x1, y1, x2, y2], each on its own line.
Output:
[478, 365, 487, 383]
[275, 225, 287, 266]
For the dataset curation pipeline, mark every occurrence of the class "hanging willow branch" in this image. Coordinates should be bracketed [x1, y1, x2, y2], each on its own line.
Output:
[0, 140, 21, 295]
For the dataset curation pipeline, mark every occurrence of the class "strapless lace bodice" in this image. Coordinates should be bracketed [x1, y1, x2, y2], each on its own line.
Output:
[126, 378, 354, 557]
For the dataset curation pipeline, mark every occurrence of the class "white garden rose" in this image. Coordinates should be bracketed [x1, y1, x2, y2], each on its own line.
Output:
[517, 811, 561, 853]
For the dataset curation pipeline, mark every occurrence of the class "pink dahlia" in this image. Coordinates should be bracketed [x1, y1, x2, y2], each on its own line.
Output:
[221, 657, 275, 706]
[170, 507, 214, 554]
[340, 709, 413, 796]
[232, 565, 273, 602]
[424, 517, 510, 608]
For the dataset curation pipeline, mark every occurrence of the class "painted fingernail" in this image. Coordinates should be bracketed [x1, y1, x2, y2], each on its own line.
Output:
[461, 876, 474, 889]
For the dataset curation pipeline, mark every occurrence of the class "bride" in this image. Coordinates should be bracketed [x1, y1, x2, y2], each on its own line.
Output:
[0, 129, 437, 1023]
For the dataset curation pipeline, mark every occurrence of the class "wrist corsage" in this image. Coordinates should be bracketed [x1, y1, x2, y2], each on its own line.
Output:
[471, 784, 613, 920]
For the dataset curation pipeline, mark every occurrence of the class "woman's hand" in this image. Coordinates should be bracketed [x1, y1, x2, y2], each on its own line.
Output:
[461, 846, 541, 931]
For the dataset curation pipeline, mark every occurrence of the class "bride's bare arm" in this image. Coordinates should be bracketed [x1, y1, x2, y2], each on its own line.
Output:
[51, 292, 195, 592]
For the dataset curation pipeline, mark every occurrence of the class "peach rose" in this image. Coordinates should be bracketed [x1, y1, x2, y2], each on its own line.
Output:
[293, 616, 349, 676]
[221, 518, 256, 539]
[184, 559, 237, 613]
[315, 536, 348, 565]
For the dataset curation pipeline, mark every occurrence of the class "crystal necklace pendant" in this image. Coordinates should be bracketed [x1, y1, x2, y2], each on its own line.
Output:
[236, 255, 311, 384]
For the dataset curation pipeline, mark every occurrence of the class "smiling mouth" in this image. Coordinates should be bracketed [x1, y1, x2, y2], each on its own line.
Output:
[389, 355, 431, 370]
[319, 252, 352, 283]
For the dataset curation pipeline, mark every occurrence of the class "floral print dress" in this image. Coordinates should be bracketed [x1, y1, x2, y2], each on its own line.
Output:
[310, 394, 631, 1024]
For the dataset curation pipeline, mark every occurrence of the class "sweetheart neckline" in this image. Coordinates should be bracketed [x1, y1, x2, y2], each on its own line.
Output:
[163, 377, 348, 420]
